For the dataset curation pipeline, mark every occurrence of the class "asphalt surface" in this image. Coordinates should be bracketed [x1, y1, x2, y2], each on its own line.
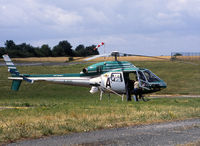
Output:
[7, 118, 200, 146]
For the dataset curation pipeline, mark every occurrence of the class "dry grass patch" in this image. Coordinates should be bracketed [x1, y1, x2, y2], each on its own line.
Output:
[0, 57, 83, 62]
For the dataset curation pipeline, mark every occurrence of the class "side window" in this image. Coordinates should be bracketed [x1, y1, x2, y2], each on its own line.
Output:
[138, 71, 146, 81]
[111, 73, 122, 82]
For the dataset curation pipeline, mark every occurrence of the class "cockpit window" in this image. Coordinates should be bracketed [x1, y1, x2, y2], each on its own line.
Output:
[143, 70, 160, 82]
[138, 71, 146, 81]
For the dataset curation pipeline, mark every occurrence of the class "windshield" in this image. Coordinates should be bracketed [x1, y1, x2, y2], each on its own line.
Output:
[143, 70, 161, 82]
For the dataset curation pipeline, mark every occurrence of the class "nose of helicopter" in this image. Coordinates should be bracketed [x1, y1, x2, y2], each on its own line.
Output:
[160, 81, 167, 89]
[149, 81, 167, 91]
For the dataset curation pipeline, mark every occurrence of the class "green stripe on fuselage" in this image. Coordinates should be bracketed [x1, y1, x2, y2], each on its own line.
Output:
[25, 61, 139, 78]
[87, 61, 136, 72]
[27, 73, 98, 78]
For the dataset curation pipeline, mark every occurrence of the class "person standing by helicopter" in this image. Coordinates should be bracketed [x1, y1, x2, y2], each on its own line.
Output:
[133, 78, 142, 101]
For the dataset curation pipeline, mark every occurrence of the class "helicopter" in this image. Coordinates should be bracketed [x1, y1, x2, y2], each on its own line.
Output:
[2, 50, 167, 102]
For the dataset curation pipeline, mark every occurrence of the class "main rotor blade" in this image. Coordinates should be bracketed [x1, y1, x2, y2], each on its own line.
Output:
[120, 53, 170, 61]
[120, 53, 199, 65]
[84, 54, 110, 61]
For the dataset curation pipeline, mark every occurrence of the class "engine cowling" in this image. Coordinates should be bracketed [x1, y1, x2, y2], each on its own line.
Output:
[89, 77, 101, 86]
[82, 68, 88, 74]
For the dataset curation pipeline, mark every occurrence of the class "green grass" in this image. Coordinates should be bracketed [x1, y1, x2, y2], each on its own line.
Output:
[0, 61, 199, 143]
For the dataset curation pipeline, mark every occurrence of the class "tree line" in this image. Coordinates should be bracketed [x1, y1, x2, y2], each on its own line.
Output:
[0, 40, 99, 58]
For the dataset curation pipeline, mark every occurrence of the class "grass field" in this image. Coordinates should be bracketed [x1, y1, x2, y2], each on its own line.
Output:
[0, 61, 200, 144]
[0, 56, 78, 62]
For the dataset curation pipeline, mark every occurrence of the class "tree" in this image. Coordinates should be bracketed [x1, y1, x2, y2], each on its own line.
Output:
[85, 45, 99, 56]
[2, 40, 99, 58]
[52, 40, 73, 57]
[74, 44, 99, 57]
[75, 44, 86, 56]
[18, 43, 35, 57]
[75, 44, 85, 52]
[40, 44, 52, 57]
[5, 40, 16, 50]
[0, 47, 6, 57]
[5, 40, 23, 57]
[174, 53, 182, 56]
[34, 47, 44, 57]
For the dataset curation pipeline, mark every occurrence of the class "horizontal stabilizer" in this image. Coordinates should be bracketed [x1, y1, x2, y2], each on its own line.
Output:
[22, 76, 34, 83]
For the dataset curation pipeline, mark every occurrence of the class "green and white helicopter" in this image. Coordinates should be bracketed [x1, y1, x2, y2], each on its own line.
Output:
[3, 51, 167, 101]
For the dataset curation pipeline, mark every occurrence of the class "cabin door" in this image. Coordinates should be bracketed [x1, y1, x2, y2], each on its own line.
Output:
[109, 72, 125, 93]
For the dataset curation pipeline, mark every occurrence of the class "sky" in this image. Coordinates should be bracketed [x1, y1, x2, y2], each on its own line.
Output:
[0, 0, 200, 55]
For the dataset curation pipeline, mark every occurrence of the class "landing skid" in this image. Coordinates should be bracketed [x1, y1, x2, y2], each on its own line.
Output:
[133, 95, 150, 102]
[139, 96, 150, 102]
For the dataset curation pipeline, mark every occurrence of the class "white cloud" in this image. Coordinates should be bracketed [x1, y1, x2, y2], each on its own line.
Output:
[83, 7, 110, 24]
[167, 0, 200, 17]
[0, 0, 82, 28]
[0, 4, 27, 27]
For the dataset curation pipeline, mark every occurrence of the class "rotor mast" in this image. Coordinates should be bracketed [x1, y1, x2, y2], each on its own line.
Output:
[111, 51, 120, 61]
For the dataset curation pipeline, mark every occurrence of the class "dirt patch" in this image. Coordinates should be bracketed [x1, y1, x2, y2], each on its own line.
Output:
[0, 106, 33, 110]
[148, 94, 200, 98]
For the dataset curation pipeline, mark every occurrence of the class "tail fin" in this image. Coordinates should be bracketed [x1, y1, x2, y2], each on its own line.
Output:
[11, 80, 22, 91]
[3, 54, 22, 91]
[2, 54, 33, 91]
[2, 54, 20, 77]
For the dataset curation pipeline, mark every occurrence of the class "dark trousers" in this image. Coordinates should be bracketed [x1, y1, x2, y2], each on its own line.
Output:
[134, 88, 142, 101]
[126, 83, 132, 101]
